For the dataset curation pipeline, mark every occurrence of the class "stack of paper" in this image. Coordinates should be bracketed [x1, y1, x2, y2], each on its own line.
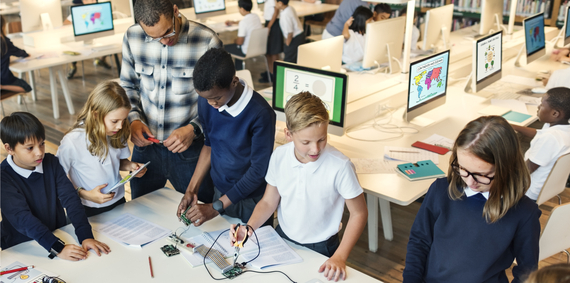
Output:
[384, 146, 440, 165]
[94, 213, 170, 247]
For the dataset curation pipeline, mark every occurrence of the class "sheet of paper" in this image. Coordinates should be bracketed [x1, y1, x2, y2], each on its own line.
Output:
[491, 99, 529, 114]
[94, 213, 170, 247]
[0, 261, 54, 283]
[181, 228, 257, 267]
[384, 146, 440, 165]
[350, 158, 397, 174]
[517, 95, 542, 105]
[240, 226, 303, 269]
[421, 134, 454, 150]
[501, 75, 539, 87]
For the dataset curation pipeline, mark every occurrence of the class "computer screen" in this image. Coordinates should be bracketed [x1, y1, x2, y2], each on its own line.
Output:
[20, 0, 63, 32]
[475, 31, 502, 90]
[362, 16, 405, 70]
[478, 0, 503, 35]
[422, 4, 453, 51]
[71, 2, 115, 39]
[523, 13, 545, 62]
[192, 0, 226, 19]
[407, 50, 450, 122]
[565, 6, 570, 46]
[273, 61, 348, 136]
[297, 36, 343, 72]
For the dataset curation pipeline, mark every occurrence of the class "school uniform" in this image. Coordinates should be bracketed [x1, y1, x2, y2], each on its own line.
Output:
[225, 13, 263, 70]
[57, 128, 131, 215]
[264, 0, 283, 55]
[342, 30, 365, 64]
[279, 5, 305, 63]
[1, 36, 32, 92]
[265, 142, 363, 257]
[545, 67, 570, 89]
[403, 178, 541, 283]
[524, 123, 570, 200]
[323, 0, 368, 39]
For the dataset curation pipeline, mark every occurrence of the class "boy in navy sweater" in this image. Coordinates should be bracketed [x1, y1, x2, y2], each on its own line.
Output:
[177, 48, 276, 226]
[1, 112, 110, 260]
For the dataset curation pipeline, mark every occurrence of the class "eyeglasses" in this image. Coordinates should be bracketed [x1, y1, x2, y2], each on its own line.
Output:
[145, 16, 176, 42]
[451, 159, 495, 185]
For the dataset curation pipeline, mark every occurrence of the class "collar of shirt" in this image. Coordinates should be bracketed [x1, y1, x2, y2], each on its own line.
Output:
[7, 155, 44, 178]
[217, 78, 253, 117]
[144, 14, 189, 44]
[286, 143, 327, 173]
[464, 187, 489, 200]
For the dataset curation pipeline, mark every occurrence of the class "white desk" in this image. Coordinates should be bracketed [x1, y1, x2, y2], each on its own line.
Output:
[1, 188, 382, 283]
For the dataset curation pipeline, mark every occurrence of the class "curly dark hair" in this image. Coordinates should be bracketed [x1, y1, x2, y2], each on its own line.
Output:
[134, 0, 174, 27]
[193, 48, 235, 92]
[545, 87, 570, 121]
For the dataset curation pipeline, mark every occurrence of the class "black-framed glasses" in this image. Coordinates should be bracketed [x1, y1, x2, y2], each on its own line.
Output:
[451, 159, 495, 185]
[145, 16, 176, 42]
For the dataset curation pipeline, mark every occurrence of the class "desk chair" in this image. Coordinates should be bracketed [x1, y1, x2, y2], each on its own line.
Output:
[538, 202, 570, 263]
[1, 89, 29, 116]
[229, 28, 271, 83]
[236, 70, 254, 89]
[536, 152, 570, 206]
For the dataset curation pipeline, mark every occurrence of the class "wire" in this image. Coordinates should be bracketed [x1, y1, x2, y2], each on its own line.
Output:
[243, 225, 260, 264]
[345, 106, 418, 142]
[203, 228, 230, 281]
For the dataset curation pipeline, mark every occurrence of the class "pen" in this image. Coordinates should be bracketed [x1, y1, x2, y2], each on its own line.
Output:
[389, 150, 420, 153]
[1, 265, 34, 276]
[148, 256, 154, 278]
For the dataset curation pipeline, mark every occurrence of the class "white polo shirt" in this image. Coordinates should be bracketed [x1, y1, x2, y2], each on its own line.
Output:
[279, 6, 303, 39]
[56, 128, 131, 208]
[545, 67, 570, 89]
[265, 142, 363, 244]
[217, 78, 253, 116]
[238, 13, 263, 55]
[263, 0, 278, 21]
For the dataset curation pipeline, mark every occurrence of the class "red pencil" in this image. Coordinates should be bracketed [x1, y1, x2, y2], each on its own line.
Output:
[1, 265, 34, 276]
[148, 256, 154, 278]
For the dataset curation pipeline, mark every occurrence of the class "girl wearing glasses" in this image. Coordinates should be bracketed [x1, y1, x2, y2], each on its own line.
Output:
[403, 116, 541, 283]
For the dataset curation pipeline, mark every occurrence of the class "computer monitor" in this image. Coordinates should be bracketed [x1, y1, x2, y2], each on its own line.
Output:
[297, 36, 344, 72]
[422, 4, 453, 51]
[71, 2, 115, 44]
[406, 50, 450, 123]
[362, 16, 405, 71]
[523, 13, 546, 65]
[192, 0, 226, 20]
[478, 0, 503, 35]
[468, 31, 503, 93]
[564, 5, 570, 46]
[20, 0, 63, 33]
[272, 61, 348, 136]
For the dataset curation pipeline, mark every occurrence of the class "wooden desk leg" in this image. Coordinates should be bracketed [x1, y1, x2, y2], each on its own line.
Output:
[28, 71, 37, 101]
[48, 67, 59, 119]
[378, 198, 394, 241]
[367, 193, 379, 252]
[57, 69, 75, 115]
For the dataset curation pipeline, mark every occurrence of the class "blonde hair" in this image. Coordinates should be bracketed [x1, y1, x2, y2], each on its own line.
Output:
[68, 81, 131, 161]
[447, 116, 529, 223]
[525, 263, 570, 283]
[284, 92, 329, 133]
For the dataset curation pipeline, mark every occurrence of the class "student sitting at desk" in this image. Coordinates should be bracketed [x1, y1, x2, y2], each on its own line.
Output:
[1, 112, 110, 260]
[177, 48, 275, 226]
[510, 87, 570, 201]
[230, 92, 367, 281]
[341, 6, 373, 65]
[57, 81, 147, 217]
[372, 3, 391, 21]
[322, 0, 368, 39]
[277, 0, 305, 63]
[224, 0, 263, 70]
[404, 116, 541, 283]
[1, 15, 32, 93]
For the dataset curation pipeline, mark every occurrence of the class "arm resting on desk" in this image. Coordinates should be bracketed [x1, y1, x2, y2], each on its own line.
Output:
[510, 124, 537, 139]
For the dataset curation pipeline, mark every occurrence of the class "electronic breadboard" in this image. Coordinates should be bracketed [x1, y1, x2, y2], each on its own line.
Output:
[193, 245, 245, 279]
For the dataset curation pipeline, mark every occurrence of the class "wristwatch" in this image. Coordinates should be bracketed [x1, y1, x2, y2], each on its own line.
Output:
[48, 239, 65, 259]
[189, 122, 202, 139]
[212, 200, 224, 215]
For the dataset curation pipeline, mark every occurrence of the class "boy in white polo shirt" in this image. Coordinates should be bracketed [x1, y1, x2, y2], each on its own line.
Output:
[276, 0, 305, 63]
[230, 92, 367, 281]
[225, 0, 263, 70]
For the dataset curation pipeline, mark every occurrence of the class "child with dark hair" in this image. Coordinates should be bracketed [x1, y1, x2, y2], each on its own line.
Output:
[341, 6, 373, 64]
[511, 87, 570, 201]
[1, 15, 32, 93]
[224, 0, 262, 70]
[177, 48, 275, 226]
[373, 3, 391, 21]
[276, 0, 305, 63]
[1, 112, 110, 260]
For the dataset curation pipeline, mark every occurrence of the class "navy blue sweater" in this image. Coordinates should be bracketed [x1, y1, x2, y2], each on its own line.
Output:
[1, 36, 29, 85]
[198, 90, 275, 204]
[403, 178, 541, 283]
[1, 153, 94, 252]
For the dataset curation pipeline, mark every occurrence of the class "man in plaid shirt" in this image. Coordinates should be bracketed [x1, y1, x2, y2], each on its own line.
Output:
[120, 0, 222, 200]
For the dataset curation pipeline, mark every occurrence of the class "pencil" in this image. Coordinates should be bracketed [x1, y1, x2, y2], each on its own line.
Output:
[389, 150, 420, 153]
[0, 265, 34, 275]
[148, 256, 154, 278]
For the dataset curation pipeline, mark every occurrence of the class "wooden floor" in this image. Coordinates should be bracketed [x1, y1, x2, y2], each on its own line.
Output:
[2, 51, 569, 283]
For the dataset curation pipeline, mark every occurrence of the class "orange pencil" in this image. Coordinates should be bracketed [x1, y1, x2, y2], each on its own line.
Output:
[148, 256, 154, 278]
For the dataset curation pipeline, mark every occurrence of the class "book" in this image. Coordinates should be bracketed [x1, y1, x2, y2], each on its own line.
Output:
[396, 160, 446, 181]
[101, 161, 150, 194]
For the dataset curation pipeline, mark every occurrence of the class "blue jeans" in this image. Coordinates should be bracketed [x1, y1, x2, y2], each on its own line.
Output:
[130, 138, 214, 202]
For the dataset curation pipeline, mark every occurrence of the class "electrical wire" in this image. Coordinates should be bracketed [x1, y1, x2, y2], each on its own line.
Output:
[345, 106, 419, 142]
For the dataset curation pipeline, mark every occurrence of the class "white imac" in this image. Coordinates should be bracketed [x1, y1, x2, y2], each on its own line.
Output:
[478, 0, 504, 36]
[362, 16, 406, 72]
[422, 4, 453, 51]
[272, 61, 348, 136]
[297, 36, 344, 72]
[192, 0, 226, 20]
[564, 5, 570, 46]
[71, 2, 115, 44]
[406, 50, 450, 123]
[20, 0, 63, 33]
[523, 13, 546, 65]
[466, 31, 503, 93]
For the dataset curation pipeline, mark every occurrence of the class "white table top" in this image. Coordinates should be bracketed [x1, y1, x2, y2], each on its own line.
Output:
[1, 188, 382, 283]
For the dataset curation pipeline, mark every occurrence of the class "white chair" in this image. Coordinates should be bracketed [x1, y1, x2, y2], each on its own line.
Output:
[536, 152, 570, 206]
[230, 28, 271, 83]
[236, 69, 254, 89]
[538, 202, 570, 262]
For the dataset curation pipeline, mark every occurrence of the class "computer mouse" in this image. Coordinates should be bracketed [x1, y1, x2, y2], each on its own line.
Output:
[531, 88, 548, 94]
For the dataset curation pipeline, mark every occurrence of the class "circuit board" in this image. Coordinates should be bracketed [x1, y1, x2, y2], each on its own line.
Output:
[222, 264, 245, 280]
[180, 205, 192, 226]
[194, 245, 245, 279]
[160, 244, 180, 257]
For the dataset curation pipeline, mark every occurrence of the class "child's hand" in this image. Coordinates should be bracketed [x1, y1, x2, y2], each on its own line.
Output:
[82, 239, 111, 257]
[58, 244, 87, 261]
[344, 17, 354, 28]
[177, 193, 197, 219]
[229, 224, 253, 246]
[80, 184, 115, 204]
[318, 255, 347, 281]
[129, 162, 147, 178]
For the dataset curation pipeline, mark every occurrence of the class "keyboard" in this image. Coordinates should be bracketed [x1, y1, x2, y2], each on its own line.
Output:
[91, 44, 120, 52]
[493, 92, 520, 100]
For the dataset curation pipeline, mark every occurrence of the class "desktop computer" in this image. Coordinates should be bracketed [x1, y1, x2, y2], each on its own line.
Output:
[362, 16, 406, 72]
[297, 36, 344, 73]
[20, 0, 63, 33]
[477, 0, 504, 36]
[514, 13, 546, 66]
[71, 2, 115, 45]
[405, 50, 450, 124]
[422, 4, 453, 51]
[465, 31, 503, 93]
[273, 61, 348, 136]
[192, 0, 226, 19]
[564, 5, 570, 46]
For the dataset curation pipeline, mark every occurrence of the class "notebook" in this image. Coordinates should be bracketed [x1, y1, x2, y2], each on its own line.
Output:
[396, 160, 446, 181]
